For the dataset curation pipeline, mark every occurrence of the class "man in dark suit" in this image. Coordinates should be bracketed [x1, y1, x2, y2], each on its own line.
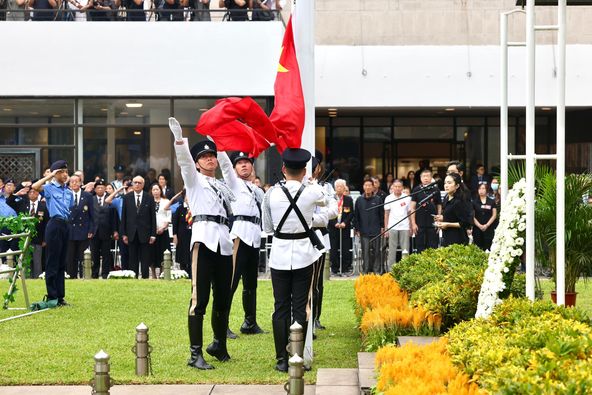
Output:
[18, 186, 48, 278]
[90, 179, 118, 279]
[120, 175, 156, 279]
[469, 163, 492, 196]
[66, 174, 96, 279]
[328, 179, 355, 275]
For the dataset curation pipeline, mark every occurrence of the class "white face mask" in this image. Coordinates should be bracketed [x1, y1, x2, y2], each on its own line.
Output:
[491, 183, 499, 191]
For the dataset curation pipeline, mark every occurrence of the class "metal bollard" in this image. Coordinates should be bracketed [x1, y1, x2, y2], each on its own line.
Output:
[287, 321, 304, 358]
[92, 350, 111, 395]
[6, 249, 14, 268]
[83, 248, 92, 279]
[162, 250, 172, 281]
[132, 322, 151, 376]
[283, 354, 305, 395]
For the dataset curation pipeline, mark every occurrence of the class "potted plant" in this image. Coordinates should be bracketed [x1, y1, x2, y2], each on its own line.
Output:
[535, 172, 592, 306]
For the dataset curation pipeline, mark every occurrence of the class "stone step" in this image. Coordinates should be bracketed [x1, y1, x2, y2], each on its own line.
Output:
[357, 352, 376, 395]
[315, 368, 359, 395]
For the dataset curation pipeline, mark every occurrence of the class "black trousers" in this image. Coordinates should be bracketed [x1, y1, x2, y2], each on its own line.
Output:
[312, 254, 325, 321]
[361, 236, 382, 274]
[230, 239, 259, 294]
[415, 227, 439, 253]
[44, 218, 68, 301]
[152, 232, 170, 269]
[91, 237, 112, 279]
[271, 265, 313, 325]
[128, 237, 152, 279]
[66, 239, 90, 279]
[329, 226, 352, 273]
[187, 242, 233, 317]
[119, 239, 129, 270]
[473, 227, 494, 251]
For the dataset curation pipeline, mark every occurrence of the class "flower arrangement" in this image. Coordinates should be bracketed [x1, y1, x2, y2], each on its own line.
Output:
[475, 178, 527, 319]
[107, 270, 137, 279]
[375, 338, 482, 395]
[159, 269, 189, 280]
[354, 274, 408, 319]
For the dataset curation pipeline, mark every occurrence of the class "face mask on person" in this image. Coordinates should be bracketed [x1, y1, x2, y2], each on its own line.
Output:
[491, 184, 499, 191]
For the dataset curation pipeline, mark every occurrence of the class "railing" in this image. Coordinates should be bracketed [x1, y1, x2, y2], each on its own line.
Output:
[0, 7, 284, 24]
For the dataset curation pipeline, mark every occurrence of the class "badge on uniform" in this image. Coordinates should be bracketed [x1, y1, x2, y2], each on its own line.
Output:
[344, 207, 350, 213]
[481, 205, 491, 210]
[400, 202, 407, 207]
[83, 205, 88, 212]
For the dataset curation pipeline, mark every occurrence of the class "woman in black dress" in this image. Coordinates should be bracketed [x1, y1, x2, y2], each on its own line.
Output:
[472, 183, 497, 251]
[434, 173, 473, 246]
[172, 194, 192, 278]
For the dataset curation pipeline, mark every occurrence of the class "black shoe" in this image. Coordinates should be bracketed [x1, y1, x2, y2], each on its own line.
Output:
[314, 319, 326, 330]
[187, 346, 214, 370]
[272, 319, 290, 373]
[206, 310, 231, 362]
[206, 339, 231, 362]
[240, 319, 265, 334]
[187, 315, 214, 369]
[240, 289, 265, 334]
[226, 327, 238, 340]
[57, 300, 70, 307]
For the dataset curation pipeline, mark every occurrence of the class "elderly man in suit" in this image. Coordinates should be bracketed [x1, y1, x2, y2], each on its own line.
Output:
[66, 174, 96, 279]
[18, 186, 48, 278]
[120, 176, 156, 279]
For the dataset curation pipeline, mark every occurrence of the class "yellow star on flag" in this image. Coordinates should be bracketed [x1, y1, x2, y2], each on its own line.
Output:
[278, 46, 289, 73]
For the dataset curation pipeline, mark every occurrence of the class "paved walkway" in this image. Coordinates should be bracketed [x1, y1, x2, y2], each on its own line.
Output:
[0, 385, 316, 395]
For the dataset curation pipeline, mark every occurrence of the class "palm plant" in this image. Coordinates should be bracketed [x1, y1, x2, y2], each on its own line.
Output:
[508, 163, 592, 293]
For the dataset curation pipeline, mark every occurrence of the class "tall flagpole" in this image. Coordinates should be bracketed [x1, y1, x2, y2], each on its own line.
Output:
[292, 0, 316, 368]
[293, 0, 316, 164]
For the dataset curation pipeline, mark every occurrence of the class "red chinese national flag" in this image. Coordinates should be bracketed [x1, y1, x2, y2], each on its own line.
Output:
[194, 16, 304, 156]
[269, 16, 305, 153]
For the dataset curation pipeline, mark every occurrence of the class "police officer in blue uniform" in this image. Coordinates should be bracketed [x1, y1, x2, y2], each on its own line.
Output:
[66, 173, 96, 279]
[32, 160, 73, 305]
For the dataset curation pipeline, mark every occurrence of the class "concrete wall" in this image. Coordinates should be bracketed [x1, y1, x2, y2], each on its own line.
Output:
[315, 0, 592, 45]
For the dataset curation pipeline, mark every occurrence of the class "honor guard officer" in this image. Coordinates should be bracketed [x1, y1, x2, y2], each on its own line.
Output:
[262, 148, 328, 372]
[310, 150, 338, 332]
[66, 173, 96, 279]
[32, 160, 73, 306]
[169, 117, 234, 370]
[218, 150, 265, 337]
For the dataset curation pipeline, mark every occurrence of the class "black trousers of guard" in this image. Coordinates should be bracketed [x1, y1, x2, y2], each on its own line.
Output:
[44, 218, 68, 301]
[187, 242, 233, 346]
[415, 227, 439, 253]
[271, 265, 313, 325]
[312, 254, 325, 322]
[230, 239, 260, 316]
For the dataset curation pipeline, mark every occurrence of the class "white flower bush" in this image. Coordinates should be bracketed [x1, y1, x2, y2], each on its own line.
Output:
[107, 270, 137, 279]
[476, 178, 527, 319]
[159, 269, 189, 280]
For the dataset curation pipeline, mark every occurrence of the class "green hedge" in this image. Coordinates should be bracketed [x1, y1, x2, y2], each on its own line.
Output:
[447, 298, 592, 394]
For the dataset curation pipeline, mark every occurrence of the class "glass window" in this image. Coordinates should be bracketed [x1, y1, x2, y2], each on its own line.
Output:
[41, 148, 75, 175]
[82, 99, 171, 125]
[114, 128, 151, 177]
[0, 126, 74, 146]
[459, 126, 485, 176]
[487, 127, 501, 174]
[457, 117, 485, 126]
[364, 126, 392, 178]
[396, 126, 453, 139]
[83, 127, 109, 180]
[395, 117, 453, 126]
[331, 126, 361, 190]
[0, 99, 74, 125]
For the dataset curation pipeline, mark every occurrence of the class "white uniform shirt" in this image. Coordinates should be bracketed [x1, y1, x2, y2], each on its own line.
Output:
[174, 139, 233, 256]
[384, 193, 411, 231]
[218, 152, 262, 249]
[263, 180, 326, 270]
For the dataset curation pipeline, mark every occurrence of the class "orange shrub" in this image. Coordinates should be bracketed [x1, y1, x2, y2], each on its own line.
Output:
[375, 338, 483, 395]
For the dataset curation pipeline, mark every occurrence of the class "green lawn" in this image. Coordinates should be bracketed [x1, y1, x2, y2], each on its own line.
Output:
[539, 278, 592, 314]
[0, 278, 359, 385]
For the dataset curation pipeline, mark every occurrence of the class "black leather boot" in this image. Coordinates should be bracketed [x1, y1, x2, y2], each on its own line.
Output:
[187, 315, 214, 370]
[206, 310, 231, 362]
[240, 289, 265, 334]
[272, 319, 289, 372]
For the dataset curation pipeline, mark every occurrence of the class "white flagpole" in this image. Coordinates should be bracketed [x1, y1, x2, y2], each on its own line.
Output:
[292, 0, 316, 367]
[292, 0, 316, 168]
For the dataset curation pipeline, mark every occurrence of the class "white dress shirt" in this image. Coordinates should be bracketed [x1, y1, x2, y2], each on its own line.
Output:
[218, 152, 262, 248]
[174, 139, 233, 256]
[155, 198, 172, 230]
[263, 180, 327, 270]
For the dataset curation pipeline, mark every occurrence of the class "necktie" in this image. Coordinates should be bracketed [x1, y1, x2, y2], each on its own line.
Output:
[75, 193, 79, 207]
[136, 195, 141, 210]
[99, 197, 103, 207]
[30, 202, 35, 216]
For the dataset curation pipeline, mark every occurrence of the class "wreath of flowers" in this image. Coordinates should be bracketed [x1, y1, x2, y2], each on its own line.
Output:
[475, 178, 527, 319]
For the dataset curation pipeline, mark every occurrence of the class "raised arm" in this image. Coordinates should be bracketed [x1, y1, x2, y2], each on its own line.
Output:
[32, 170, 58, 192]
[217, 151, 240, 192]
[105, 186, 126, 204]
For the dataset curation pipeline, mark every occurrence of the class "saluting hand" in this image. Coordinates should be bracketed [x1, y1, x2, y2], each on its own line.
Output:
[168, 117, 184, 142]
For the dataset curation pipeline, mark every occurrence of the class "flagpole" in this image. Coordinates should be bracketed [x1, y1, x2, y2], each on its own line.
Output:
[292, 0, 316, 173]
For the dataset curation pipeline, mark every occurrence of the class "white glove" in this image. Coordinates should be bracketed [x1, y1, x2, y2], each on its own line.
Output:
[168, 117, 184, 141]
